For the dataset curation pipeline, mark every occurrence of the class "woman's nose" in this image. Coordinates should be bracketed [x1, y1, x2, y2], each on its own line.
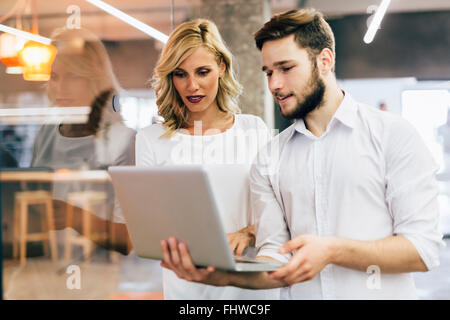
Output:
[186, 76, 200, 91]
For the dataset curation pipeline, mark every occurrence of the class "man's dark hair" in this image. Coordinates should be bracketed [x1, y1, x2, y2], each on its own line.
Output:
[254, 8, 335, 60]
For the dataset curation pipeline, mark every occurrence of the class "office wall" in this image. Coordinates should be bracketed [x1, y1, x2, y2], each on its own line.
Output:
[328, 11, 450, 79]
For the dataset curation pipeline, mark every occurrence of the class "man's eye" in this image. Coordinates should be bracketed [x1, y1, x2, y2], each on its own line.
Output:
[265, 72, 272, 77]
[282, 66, 293, 72]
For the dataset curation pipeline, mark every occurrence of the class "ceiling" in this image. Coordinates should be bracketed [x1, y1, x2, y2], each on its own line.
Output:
[1, 0, 449, 40]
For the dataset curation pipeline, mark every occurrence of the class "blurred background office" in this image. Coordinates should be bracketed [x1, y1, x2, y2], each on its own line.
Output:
[0, 0, 449, 299]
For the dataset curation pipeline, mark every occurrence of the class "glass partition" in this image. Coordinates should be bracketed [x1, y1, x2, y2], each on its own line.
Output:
[0, 0, 185, 300]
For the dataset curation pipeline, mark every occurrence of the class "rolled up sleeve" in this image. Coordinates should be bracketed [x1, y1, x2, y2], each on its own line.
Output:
[385, 118, 445, 270]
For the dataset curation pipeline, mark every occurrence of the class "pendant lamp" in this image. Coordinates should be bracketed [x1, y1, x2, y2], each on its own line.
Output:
[18, 40, 57, 81]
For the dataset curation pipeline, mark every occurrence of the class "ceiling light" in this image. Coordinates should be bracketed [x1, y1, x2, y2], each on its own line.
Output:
[0, 24, 51, 45]
[86, 0, 169, 43]
[364, 0, 391, 44]
[18, 41, 57, 81]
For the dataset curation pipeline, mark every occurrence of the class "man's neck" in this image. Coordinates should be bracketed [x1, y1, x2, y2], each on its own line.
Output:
[304, 82, 344, 138]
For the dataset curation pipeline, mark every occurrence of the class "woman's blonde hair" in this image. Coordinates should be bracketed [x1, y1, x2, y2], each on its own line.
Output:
[49, 27, 124, 134]
[152, 19, 242, 137]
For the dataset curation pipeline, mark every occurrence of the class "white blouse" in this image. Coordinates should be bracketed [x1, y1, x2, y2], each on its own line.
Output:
[136, 113, 280, 300]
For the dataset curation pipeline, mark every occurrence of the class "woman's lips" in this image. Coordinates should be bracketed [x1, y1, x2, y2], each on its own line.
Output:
[186, 95, 205, 103]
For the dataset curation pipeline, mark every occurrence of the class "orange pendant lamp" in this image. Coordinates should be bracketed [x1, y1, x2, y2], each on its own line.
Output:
[0, 0, 27, 74]
[18, 40, 56, 81]
[19, 0, 57, 81]
[0, 32, 27, 73]
[0, 0, 58, 81]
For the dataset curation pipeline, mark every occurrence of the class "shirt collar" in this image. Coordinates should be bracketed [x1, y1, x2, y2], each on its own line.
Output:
[293, 91, 358, 137]
[333, 91, 358, 129]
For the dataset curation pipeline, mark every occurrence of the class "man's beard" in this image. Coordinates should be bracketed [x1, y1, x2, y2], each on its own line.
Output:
[279, 63, 326, 120]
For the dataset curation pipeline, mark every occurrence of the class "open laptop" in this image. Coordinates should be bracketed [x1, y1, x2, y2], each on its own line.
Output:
[108, 165, 284, 272]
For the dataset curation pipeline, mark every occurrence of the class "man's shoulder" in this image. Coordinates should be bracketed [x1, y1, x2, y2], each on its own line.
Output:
[356, 102, 414, 136]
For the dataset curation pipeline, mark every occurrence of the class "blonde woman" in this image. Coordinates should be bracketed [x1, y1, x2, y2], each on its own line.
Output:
[136, 19, 279, 299]
[31, 27, 135, 252]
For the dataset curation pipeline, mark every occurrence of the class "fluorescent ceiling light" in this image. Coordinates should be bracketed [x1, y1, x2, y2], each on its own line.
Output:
[0, 24, 52, 45]
[0, 106, 91, 125]
[0, 106, 90, 116]
[363, 0, 391, 44]
[86, 0, 169, 43]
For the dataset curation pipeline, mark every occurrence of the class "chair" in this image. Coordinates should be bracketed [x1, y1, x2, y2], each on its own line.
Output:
[12, 190, 59, 265]
[65, 191, 116, 263]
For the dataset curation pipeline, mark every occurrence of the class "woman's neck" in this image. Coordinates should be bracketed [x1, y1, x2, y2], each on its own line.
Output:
[185, 105, 234, 135]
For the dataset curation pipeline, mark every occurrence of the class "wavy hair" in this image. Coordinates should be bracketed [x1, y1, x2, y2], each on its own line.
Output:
[152, 19, 242, 138]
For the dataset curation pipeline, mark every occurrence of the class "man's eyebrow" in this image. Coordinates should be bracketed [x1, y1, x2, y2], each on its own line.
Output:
[262, 60, 294, 72]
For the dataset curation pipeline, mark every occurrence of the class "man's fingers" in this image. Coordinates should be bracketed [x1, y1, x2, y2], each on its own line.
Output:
[270, 251, 305, 280]
[279, 236, 305, 254]
[284, 267, 312, 285]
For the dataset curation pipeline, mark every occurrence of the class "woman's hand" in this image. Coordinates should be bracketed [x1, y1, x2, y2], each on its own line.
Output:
[227, 225, 256, 256]
[160, 237, 230, 286]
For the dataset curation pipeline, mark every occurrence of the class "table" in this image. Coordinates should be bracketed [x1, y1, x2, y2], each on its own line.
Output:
[0, 170, 110, 183]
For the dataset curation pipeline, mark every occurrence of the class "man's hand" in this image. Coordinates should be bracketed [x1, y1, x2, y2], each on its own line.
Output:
[160, 237, 230, 286]
[269, 234, 334, 285]
[227, 225, 256, 256]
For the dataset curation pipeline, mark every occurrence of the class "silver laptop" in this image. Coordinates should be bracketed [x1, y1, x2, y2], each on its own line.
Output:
[108, 165, 283, 272]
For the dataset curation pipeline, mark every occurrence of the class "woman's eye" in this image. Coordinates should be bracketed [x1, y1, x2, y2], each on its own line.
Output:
[173, 72, 185, 78]
[198, 70, 210, 76]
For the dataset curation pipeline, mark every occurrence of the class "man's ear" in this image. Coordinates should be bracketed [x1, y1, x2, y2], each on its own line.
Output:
[317, 48, 335, 75]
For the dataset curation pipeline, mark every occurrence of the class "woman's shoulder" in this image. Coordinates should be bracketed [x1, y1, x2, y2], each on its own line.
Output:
[136, 123, 167, 142]
[235, 113, 268, 130]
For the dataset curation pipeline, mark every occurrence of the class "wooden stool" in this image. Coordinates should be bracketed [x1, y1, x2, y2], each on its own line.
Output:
[13, 190, 59, 265]
[65, 191, 115, 263]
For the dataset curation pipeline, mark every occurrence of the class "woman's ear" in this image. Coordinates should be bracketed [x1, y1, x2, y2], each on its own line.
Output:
[218, 59, 226, 78]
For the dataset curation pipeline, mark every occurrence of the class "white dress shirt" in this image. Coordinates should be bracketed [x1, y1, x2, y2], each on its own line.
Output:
[251, 92, 445, 299]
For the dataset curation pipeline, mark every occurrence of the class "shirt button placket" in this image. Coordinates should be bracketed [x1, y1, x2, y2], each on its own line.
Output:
[315, 139, 336, 300]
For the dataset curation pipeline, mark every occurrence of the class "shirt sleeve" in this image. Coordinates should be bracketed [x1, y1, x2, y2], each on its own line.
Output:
[135, 128, 157, 166]
[385, 118, 445, 270]
[109, 127, 136, 223]
[250, 141, 292, 264]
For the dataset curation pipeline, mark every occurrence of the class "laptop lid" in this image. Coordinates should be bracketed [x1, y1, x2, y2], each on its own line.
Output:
[108, 165, 238, 270]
